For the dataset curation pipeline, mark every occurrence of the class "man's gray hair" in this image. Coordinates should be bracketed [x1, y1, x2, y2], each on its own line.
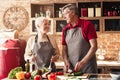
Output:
[61, 4, 78, 15]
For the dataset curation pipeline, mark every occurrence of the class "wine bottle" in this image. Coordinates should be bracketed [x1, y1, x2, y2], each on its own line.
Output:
[112, 6, 118, 16]
[49, 61, 56, 72]
[117, 6, 120, 16]
[25, 59, 30, 72]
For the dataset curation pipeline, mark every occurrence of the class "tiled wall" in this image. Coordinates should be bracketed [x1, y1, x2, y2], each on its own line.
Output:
[0, 0, 120, 61]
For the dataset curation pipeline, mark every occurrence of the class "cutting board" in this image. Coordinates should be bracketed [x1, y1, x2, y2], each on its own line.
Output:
[56, 74, 89, 80]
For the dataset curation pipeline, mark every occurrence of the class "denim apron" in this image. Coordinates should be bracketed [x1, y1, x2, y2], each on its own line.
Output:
[65, 27, 97, 73]
[32, 35, 55, 68]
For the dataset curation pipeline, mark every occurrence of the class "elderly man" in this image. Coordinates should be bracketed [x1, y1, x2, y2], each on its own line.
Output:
[61, 4, 98, 73]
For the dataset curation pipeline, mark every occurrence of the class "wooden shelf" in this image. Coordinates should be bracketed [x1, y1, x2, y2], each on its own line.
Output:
[30, 0, 120, 35]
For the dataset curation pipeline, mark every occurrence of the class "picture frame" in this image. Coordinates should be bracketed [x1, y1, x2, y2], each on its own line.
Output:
[81, 17, 101, 33]
[90, 20, 100, 31]
[30, 18, 53, 35]
[54, 18, 67, 35]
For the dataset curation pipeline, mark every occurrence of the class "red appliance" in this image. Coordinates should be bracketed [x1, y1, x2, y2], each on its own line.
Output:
[0, 48, 20, 79]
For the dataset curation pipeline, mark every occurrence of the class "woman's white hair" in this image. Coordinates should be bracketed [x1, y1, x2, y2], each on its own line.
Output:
[35, 17, 47, 30]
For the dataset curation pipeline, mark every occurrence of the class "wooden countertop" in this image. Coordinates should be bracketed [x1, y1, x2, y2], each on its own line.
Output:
[55, 61, 120, 69]
[2, 74, 111, 80]
[57, 74, 111, 80]
[97, 61, 120, 67]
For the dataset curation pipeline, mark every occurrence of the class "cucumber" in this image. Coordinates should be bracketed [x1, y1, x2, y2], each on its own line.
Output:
[8, 67, 22, 79]
[73, 71, 83, 76]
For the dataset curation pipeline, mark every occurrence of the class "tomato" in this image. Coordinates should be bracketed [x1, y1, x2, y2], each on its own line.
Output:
[24, 72, 31, 79]
[48, 73, 56, 80]
[54, 71, 64, 75]
[54, 72, 57, 75]
[57, 72, 61, 75]
[59, 72, 64, 75]
[34, 75, 41, 80]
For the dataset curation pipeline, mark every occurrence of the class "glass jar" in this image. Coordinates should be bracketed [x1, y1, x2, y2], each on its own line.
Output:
[118, 49, 120, 62]
[46, 9, 51, 18]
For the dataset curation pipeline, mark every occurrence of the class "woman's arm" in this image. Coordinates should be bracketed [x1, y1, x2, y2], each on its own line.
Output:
[24, 36, 35, 62]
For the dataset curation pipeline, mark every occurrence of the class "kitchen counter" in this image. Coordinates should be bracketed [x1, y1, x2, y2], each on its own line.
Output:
[55, 61, 120, 73]
[57, 74, 111, 80]
[2, 74, 111, 80]
[55, 61, 120, 69]
[97, 61, 120, 67]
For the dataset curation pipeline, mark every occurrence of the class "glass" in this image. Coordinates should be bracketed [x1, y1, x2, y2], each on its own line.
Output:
[62, 10, 71, 17]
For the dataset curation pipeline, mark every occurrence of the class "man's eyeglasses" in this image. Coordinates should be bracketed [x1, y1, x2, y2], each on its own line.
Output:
[62, 10, 72, 17]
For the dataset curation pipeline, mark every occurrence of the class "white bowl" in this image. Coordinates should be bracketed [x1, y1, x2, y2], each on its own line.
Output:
[110, 72, 120, 80]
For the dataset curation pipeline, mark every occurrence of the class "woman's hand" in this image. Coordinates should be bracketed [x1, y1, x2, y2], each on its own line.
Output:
[64, 61, 70, 73]
[31, 55, 36, 62]
[51, 55, 59, 62]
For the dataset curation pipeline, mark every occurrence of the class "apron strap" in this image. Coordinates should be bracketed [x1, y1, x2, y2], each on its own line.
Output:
[35, 34, 50, 43]
[35, 34, 38, 43]
[46, 35, 55, 55]
[46, 35, 53, 46]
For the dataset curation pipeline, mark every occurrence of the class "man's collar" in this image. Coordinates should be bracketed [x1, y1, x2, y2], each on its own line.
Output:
[67, 18, 81, 28]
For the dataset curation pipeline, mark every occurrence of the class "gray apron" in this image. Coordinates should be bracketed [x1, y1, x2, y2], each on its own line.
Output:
[65, 27, 97, 73]
[32, 35, 55, 68]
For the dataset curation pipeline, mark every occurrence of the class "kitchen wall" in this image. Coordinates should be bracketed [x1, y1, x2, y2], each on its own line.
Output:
[0, 0, 120, 61]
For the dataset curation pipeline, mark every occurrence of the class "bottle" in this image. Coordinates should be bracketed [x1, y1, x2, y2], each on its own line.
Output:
[112, 6, 118, 16]
[59, 8, 62, 18]
[25, 59, 30, 72]
[46, 9, 51, 18]
[49, 61, 56, 72]
[118, 6, 120, 16]
[30, 62, 36, 72]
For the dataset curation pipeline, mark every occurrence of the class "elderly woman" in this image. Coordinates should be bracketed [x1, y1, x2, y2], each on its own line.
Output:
[24, 17, 59, 69]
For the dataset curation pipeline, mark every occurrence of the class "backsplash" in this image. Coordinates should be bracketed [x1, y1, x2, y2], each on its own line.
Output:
[55, 33, 120, 61]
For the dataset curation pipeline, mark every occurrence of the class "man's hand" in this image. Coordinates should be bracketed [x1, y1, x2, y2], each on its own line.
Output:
[74, 61, 85, 72]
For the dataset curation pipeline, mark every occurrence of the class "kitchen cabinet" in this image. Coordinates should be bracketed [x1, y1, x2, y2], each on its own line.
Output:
[78, 0, 120, 33]
[102, 1, 120, 32]
[78, 1, 101, 33]
[30, 0, 120, 35]
[30, 1, 75, 35]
